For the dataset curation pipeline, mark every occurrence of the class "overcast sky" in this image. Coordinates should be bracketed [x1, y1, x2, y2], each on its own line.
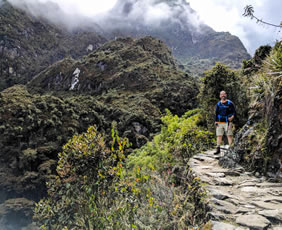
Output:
[188, 0, 282, 55]
[6, 0, 282, 55]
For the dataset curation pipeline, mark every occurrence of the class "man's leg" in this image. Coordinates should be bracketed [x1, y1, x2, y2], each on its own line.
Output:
[227, 122, 233, 146]
[217, 136, 223, 146]
[215, 124, 224, 154]
[227, 135, 233, 146]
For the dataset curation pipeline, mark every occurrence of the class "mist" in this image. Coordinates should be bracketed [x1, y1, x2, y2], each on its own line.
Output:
[4, 0, 280, 55]
[5, 0, 205, 35]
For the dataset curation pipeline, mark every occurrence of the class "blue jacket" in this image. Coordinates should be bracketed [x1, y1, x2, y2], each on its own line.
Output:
[215, 100, 236, 122]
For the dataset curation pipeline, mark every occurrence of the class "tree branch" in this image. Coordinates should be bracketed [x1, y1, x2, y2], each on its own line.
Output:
[243, 5, 282, 28]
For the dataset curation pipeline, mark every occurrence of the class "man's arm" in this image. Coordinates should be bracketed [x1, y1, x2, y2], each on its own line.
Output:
[228, 101, 236, 121]
[215, 103, 219, 124]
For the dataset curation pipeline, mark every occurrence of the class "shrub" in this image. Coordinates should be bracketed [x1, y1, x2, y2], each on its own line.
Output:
[34, 110, 214, 229]
[128, 109, 214, 170]
[34, 125, 143, 229]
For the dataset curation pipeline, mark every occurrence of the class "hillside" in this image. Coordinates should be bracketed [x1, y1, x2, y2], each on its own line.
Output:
[29, 39, 282, 228]
[0, 36, 199, 229]
[28, 36, 199, 117]
[1, 1, 280, 229]
[0, 0, 107, 90]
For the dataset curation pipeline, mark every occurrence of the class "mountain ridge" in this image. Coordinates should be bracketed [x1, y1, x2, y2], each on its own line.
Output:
[0, 0, 251, 91]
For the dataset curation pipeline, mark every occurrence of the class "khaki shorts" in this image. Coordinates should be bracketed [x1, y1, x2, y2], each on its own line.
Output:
[216, 123, 233, 136]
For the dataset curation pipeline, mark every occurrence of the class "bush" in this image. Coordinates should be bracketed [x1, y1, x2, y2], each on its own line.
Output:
[34, 125, 132, 229]
[34, 110, 214, 229]
[126, 109, 214, 228]
[242, 45, 272, 75]
[128, 109, 214, 170]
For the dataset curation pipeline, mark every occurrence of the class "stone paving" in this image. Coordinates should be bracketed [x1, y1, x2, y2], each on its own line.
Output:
[189, 148, 282, 230]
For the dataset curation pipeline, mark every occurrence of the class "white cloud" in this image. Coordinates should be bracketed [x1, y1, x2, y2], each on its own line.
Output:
[188, 0, 282, 54]
[31, 0, 117, 15]
[5, 0, 281, 54]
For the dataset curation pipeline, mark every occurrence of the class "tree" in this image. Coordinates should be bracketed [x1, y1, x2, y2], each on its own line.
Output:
[243, 5, 282, 28]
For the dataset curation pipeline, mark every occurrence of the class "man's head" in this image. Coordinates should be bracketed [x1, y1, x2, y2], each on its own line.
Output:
[220, 91, 227, 100]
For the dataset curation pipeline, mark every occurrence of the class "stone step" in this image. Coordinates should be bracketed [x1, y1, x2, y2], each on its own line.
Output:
[189, 149, 282, 230]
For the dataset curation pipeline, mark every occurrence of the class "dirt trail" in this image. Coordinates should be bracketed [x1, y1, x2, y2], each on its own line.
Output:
[189, 148, 282, 230]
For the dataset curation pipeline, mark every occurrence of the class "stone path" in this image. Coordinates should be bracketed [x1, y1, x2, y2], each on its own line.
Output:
[189, 148, 282, 230]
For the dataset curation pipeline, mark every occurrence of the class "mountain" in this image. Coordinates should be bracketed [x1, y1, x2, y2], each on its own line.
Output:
[0, 0, 251, 92]
[104, 0, 251, 73]
[0, 0, 107, 91]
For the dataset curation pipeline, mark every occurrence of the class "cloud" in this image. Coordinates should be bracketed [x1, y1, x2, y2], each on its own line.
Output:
[5, 0, 280, 55]
[188, 0, 282, 54]
[6, 0, 205, 33]
[6, 0, 103, 30]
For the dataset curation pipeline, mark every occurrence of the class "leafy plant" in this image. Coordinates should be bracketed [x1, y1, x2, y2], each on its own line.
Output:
[34, 109, 214, 229]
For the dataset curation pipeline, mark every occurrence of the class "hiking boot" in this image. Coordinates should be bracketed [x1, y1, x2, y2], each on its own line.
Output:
[214, 146, 220, 155]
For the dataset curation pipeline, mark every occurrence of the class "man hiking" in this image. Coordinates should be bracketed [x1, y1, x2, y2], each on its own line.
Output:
[214, 91, 236, 155]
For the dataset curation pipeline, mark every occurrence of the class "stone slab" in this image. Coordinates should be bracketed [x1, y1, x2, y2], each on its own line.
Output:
[251, 201, 282, 210]
[212, 221, 245, 230]
[259, 209, 282, 223]
[236, 214, 270, 230]
[207, 172, 226, 178]
[213, 177, 234, 186]
[209, 188, 231, 200]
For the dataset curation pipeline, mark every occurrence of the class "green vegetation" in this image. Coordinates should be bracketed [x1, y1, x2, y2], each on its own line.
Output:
[242, 45, 272, 75]
[0, 83, 165, 199]
[34, 109, 214, 229]
[1, 4, 279, 228]
[128, 109, 214, 170]
[0, 36, 200, 230]
[34, 126, 133, 229]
